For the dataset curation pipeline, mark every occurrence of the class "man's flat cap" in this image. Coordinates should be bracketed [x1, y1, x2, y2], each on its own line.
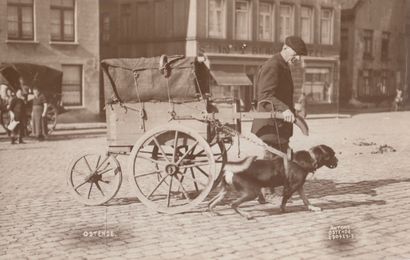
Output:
[285, 36, 307, 56]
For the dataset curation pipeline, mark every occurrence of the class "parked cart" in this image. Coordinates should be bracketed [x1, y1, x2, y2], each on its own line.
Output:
[66, 55, 308, 214]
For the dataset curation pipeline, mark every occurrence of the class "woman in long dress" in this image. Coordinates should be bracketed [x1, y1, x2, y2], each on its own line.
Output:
[31, 88, 48, 140]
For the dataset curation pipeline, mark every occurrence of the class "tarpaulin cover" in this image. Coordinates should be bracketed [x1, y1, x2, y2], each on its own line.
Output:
[101, 56, 210, 103]
[0, 63, 62, 98]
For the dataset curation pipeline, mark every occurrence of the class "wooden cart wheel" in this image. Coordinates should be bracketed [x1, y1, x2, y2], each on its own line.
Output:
[45, 103, 57, 134]
[127, 124, 216, 214]
[0, 109, 11, 136]
[210, 142, 227, 188]
[66, 153, 122, 206]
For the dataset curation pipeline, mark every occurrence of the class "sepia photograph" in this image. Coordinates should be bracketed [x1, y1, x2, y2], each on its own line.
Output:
[1, 0, 409, 259]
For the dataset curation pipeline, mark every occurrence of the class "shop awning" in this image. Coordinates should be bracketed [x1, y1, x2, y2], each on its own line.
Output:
[210, 71, 252, 86]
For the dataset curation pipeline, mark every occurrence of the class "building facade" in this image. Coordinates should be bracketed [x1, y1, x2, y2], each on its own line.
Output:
[340, 0, 408, 104]
[406, 0, 410, 101]
[100, 0, 342, 113]
[0, 0, 101, 121]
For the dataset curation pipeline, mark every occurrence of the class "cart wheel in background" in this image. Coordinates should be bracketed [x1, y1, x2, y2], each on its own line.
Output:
[128, 124, 216, 214]
[66, 153, 122, 206]
[45, 103, 57, 134]
[0, 109, 11, 136]
[210, 142, 227, 188]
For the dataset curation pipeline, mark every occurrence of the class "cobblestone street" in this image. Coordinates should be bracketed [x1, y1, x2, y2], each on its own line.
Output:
[1, 111, 410, 259]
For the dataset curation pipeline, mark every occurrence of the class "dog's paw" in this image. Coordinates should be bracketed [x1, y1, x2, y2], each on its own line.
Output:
[206, 211, 222, 217]
[308, 205, 322, 212]
[257, 197, 268, 204]
[246, 215, 254, 220]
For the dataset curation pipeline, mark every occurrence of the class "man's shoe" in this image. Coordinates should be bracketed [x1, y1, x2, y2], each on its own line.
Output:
[257, 194, 267, 204]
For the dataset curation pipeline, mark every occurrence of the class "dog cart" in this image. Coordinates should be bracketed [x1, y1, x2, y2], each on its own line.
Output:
[66, 55, 308, 214]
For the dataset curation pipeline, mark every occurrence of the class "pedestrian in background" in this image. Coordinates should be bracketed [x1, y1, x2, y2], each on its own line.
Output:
[30, 87, 48, 141]
[392, 88, 403, 111]
[8, 89, 26, 144]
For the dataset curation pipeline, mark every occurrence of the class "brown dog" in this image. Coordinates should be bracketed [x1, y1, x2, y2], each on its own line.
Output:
[208, 145, 338, 219]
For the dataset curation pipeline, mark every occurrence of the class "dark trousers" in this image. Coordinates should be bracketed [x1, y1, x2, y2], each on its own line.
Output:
[11, 121, 25, 142]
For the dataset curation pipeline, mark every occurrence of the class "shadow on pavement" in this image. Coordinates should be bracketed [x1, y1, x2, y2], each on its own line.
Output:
[106, 197, 140, 206]
[206, 177, 410, 218]
[303, 178, 410, 198]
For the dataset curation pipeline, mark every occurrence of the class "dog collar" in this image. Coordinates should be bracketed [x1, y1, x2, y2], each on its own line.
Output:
[309, 150, 318, 168]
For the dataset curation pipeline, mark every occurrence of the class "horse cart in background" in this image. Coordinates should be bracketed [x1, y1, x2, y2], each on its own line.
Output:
[66, 55, 308, 214]
[0, 63, 64, 135]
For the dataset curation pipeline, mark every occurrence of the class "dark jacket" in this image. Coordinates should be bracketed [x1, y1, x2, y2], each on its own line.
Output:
[251, 53, 294, 145]
[9, 97, 26, 122]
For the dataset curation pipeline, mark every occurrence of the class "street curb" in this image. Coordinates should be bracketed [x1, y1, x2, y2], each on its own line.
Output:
[306, 113, 352, 119]
[54, 122, 106, 131]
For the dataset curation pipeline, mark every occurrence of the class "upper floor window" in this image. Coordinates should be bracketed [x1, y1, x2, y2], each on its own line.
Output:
[381, 32, 390, 61]
[258, 1, 274, 41]
[7, 0, 34, 40]
[300, 6, 313, 44]
[101, 13, 110, 43]
[320, 8, 333, 44]
[363, 29, 373, 59]
[51, 0, 75, 42]
[120, 4, 132, 41]
[279, 4, 294, 42]
[234, 0, 251, 40]
[136, 2, 150, 40]
[154, 0, 172, 38]
[208, 0, 226, 38]
[340, 28, 348, 59]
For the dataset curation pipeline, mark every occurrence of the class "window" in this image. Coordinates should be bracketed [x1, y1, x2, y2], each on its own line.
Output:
[381, 32, 390, 61]
[303, 68, 332, 103]
[363, 29, 373, 59]
[259, 2, 274, 41]
[101, 14, 110, 43]
[120, 4, 132, 41]
[208, 0, 226, 38]
[50, 0, 75, 42]
[341, 28, 348, 59]
[279, 4, 294, 42]
[359, 69, 372, 97]
[7, 0, 34, 40]
[300, 6, 313, 44]
[62, 65, 82, 106]
[154, 0, 172, 38]
[234, 0, 251, 40]
[136, 3, 150, 40]
[320, 8, 333, 44]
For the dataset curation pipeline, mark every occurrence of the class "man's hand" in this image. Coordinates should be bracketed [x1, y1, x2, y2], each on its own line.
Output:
[282, 109, 295, 123]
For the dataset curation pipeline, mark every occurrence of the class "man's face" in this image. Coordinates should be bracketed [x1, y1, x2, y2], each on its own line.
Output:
[287, 47, 301, 65]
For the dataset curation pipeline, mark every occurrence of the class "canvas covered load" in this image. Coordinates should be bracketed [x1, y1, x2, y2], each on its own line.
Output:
[101, 55, 210, 104]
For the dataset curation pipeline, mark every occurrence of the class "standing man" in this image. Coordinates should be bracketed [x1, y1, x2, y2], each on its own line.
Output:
[8, 90, 26, 144]
[252, 36, 307, 154]
[251, 36, 307, 203]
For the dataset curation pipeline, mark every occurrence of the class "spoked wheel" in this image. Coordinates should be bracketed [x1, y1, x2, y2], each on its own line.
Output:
[128, 124, 216, 214]
[67, 153, 122, 206]
[45, 104, 57, 134]
[0, 109, 11, 136]
[210, 142, 227, 188]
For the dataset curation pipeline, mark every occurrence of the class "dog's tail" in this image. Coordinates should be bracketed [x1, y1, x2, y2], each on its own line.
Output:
[224, 156, 257, 173]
